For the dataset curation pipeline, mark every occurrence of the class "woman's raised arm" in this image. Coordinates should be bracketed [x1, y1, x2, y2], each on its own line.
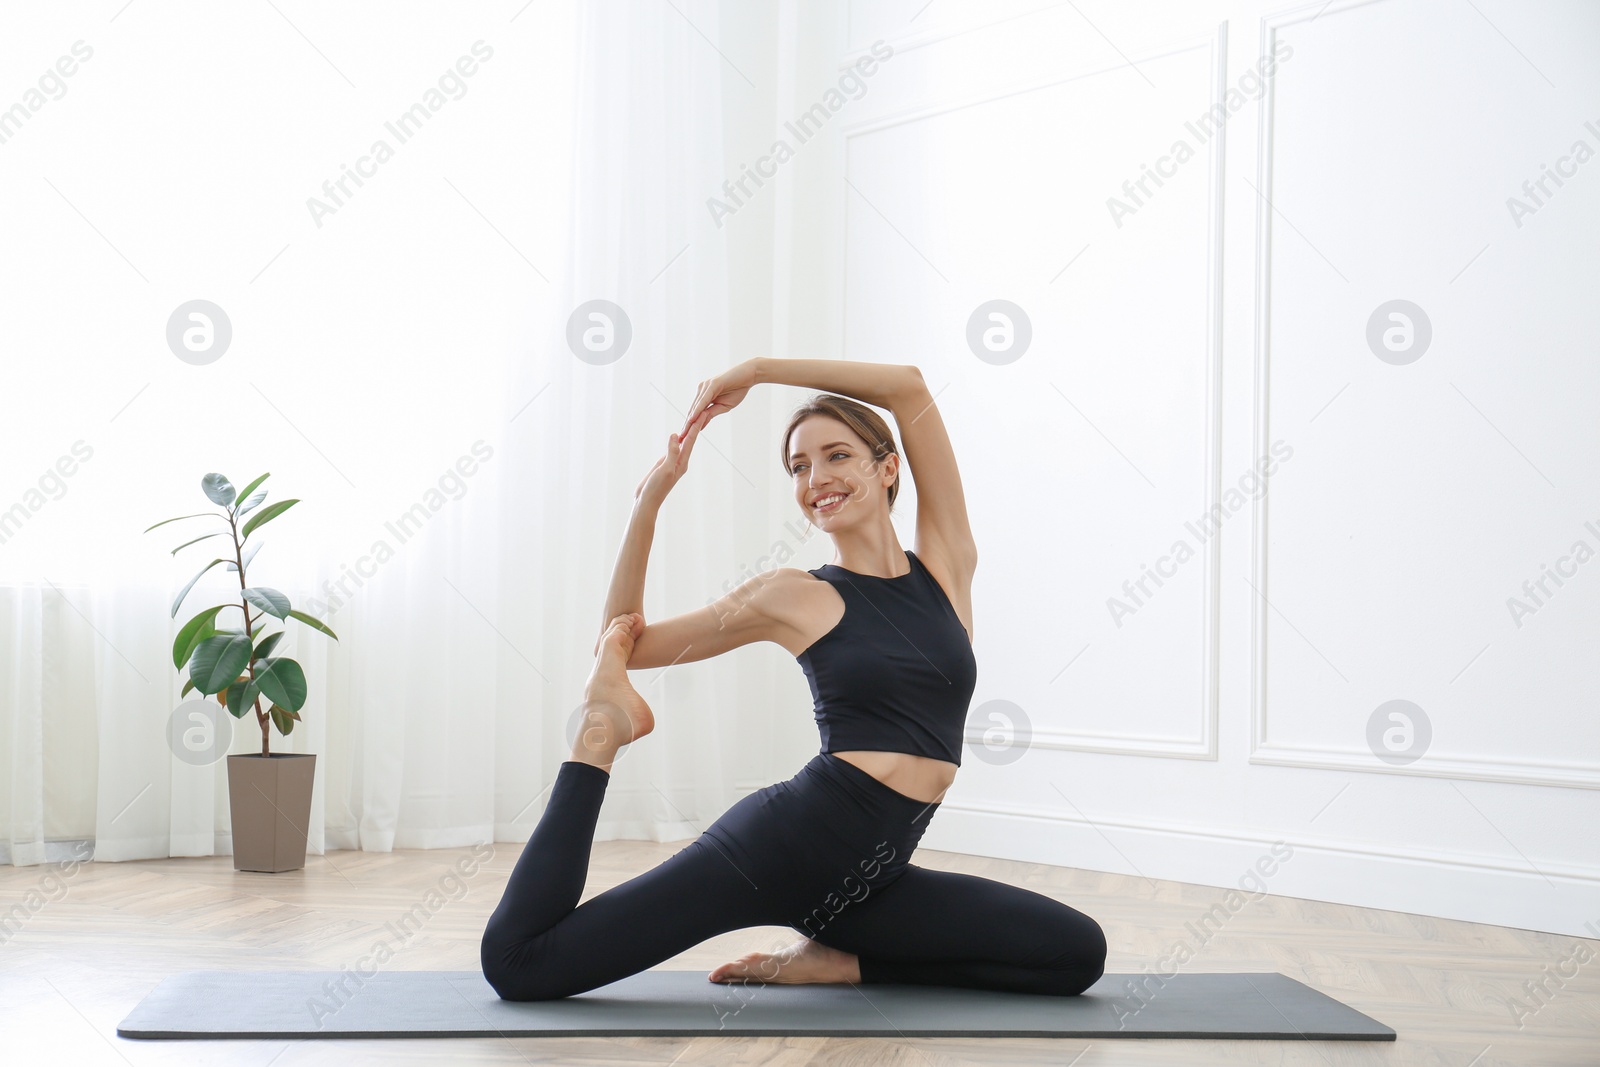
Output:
[680, 357, 923, 438]
[594, 409, 711, 655]
[592, 501, 656, 656]
[753, 358, 922, 413]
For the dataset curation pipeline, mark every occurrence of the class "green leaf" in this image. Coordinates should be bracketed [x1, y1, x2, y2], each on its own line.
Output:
[235, 472, 270, 504]
[180, 677, 197, 698]
[171, 558, 227, 618]
[201, 473, 236, 507]
[270, 705, 296, 736]
[169, 531, 231, 556]
[253, 630, 285, 661]
[144, 512, 220, 534]
[188, 634, 253, 695]
[254, 657, 308, 712]
[241, 498, 298, 540]
[287, 609, 338, 641]
[172, 604, 228, 669]
[226, 677, 261, 718]
[242, 587, 291, 619]
[235, 489, 267, 515]
[225, 540, 265, 574]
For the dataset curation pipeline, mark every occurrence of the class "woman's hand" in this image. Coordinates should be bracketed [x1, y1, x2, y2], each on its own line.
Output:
[682, 359, 759, 438]
[635, 408, 711, 510]
[593, 611, 645, 658]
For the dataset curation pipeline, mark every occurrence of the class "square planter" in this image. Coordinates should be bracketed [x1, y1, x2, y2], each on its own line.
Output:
[226, 752, 316, 873]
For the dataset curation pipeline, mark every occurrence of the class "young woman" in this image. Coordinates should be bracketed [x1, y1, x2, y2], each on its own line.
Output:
[480, 357, 1107, 1001]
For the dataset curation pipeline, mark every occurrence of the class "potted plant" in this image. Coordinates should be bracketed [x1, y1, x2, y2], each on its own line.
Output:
[146, 472, 338, 872]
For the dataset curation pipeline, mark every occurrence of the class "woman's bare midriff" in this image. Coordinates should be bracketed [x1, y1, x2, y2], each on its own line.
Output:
[831, 750, 956, 805]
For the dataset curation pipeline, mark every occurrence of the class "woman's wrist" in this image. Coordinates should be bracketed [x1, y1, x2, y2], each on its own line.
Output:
[631, 493, 662, 523]
[749, 356, 771, 384]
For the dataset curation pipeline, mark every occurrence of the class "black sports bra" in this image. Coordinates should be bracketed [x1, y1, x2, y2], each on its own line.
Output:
[796, 549, 977, 766]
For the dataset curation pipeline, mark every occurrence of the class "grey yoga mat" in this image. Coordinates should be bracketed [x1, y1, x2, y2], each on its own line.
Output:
[117, 969, 1396, 1040]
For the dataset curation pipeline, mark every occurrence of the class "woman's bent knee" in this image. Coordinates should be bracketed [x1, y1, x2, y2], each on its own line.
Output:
[483, 963, 578, 1002]
[481, 935, 573, 1002]
[486, 975, 572, 1002]
[1047, 914, 1107, 996]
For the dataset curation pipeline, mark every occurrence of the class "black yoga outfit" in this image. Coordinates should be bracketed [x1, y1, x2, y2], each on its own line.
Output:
[481, 549, 1107, 1001]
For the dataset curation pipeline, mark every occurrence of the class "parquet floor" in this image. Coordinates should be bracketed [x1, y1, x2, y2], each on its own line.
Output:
[3, 839, 1596, 1065]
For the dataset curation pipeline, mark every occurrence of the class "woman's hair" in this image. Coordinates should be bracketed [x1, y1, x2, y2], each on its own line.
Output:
[780, 394, 901, 511]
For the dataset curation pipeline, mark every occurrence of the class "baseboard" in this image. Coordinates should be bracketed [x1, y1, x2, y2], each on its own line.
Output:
[925, 802, 1600, 940]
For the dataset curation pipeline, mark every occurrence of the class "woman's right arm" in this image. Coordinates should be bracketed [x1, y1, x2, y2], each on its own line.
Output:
[594, 499, 809, 666]
[593, 499, 657, 656]
[621, 567, 812, 669]
[592, 407, 809, 665]
[592, 409, 711, 655]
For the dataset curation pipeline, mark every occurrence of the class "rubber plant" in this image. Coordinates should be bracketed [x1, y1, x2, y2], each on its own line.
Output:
[146, 472, 338, 756]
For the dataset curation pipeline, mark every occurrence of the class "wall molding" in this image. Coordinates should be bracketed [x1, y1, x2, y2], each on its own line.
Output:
[1245, 0, 1600, 790]
[839, 0, 1076, 71]
[1251, 741, 1600, 790]
[936, 795, 1600, 884]
[838, 26, 1224, 141]
[840, 25, 1229, 761]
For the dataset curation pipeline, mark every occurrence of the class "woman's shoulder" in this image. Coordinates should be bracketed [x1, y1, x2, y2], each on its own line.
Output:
[756, 566, 844, 657]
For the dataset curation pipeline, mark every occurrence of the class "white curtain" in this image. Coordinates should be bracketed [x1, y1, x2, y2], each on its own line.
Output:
[1, 0, 788, 866]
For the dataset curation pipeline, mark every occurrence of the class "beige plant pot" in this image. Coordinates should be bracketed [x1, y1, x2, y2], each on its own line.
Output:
[226, 753, 316, 873]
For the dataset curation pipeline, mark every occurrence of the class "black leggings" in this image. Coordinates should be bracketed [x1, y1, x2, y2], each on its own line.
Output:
[481, 751, 1107, 1001]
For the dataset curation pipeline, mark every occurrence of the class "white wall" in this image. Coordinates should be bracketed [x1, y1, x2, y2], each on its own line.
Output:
[778, 0, 1600, 938]
[2, 0, 1594, 940]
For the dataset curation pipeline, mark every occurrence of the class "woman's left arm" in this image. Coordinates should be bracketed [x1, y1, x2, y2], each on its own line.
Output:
[754, 357, 977, 573]
[751, 357, 923, 412]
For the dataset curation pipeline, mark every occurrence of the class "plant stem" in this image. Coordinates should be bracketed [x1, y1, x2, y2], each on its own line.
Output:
[229, 507, 270, 757]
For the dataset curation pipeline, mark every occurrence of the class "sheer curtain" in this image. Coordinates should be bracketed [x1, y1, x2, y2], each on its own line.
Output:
[1, 0, 786, 866]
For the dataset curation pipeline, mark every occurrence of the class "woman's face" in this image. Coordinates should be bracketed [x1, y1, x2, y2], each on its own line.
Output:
[788, 416, 894, 528]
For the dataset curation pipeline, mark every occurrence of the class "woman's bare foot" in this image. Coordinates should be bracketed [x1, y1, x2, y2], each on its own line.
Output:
[707, 936, 861, 985]
[570, 613, 654, 773]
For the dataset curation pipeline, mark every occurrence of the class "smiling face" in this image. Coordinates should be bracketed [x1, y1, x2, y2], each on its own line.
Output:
[787, 414, 898, 528]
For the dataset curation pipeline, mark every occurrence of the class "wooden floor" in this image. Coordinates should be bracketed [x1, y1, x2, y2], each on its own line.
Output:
[3, 838, 1596, 1066]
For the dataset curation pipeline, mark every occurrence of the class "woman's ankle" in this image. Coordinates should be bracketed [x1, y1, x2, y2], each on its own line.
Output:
[566, 752, 614, 775]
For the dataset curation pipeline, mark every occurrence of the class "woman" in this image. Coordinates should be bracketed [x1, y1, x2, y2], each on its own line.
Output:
[480, 357, 1107, 1001]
